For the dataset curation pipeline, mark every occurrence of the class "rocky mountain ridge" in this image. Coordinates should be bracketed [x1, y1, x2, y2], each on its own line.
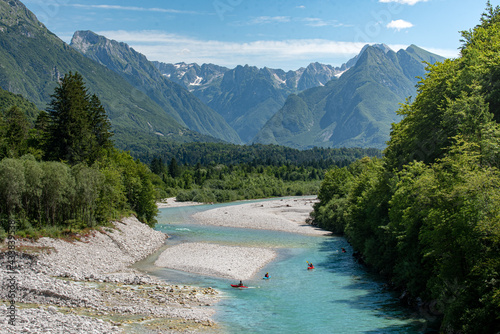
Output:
[1, 0, 446, 151]
[70, 30, 241, 144]
[253, 44, 445, 149]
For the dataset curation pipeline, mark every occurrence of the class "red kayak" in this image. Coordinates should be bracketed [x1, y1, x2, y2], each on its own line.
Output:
[231, 284, 248, 288]
[307, 266, 315, 270]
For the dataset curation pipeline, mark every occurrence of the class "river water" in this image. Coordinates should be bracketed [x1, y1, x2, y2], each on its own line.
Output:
[140, 200, 432, 333]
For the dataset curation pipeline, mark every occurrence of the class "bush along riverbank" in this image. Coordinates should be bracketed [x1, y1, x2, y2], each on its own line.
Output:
[311, 6, 500, 334]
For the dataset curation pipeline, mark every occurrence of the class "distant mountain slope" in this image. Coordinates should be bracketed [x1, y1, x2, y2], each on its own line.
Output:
[0, 0, 218, 151]
[70, 31, 241, 144]
[152, 47, 399, 144]
[154, 61, 346, 143]
[253, 45, 446, 149]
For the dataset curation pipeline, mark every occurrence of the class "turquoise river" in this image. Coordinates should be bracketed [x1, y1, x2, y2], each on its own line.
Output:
[138, 199, 435, 333]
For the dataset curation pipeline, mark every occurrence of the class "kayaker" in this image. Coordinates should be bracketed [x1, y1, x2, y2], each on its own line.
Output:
[264, 272, 269, 278]
[341, 247, 346, 253]
[308, 263, 314, 269]
[238, 280, 244, 287]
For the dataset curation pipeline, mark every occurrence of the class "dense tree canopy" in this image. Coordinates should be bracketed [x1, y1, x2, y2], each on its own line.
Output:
[313, 3, 500, 333]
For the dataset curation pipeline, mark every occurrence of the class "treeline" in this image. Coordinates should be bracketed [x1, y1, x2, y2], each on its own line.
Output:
[312, 5, 500, 333]
[0, 72, 157, 240]
[134, 142, 382, 168]
[141, 144, 381, 203]
[149, 157, 325, 203]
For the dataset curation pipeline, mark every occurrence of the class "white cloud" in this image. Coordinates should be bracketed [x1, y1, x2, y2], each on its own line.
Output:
[379, 0, 429, 5]
[240, 16, 346, 28]
[66, 4, 201, 15]
[95, 30, 452, 70]
[386, 19, 414, 31]
[302, 18, 345, 27]
[423, 47, 460, 59]
[97, 30, 370, 69]
[250, 16, 291, 24]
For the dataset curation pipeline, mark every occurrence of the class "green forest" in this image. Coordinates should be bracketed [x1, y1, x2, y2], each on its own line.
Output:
[0, 72, 158, 239]
[312, 4, 500, 333]
[146, 144, 380, 204]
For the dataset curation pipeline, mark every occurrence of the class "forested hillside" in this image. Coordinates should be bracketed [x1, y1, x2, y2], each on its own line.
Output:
[70, 31, 241, 144]
[135, 142, 381, 167]
[312, 5, 500, 333]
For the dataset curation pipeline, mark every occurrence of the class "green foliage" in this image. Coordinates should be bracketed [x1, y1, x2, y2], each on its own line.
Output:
[45, 72, 113, 165]
[135, 142, 381, 168]
[0, 73, 159, 234]
[0, 88, 40, 124]
[311, 166, 354, 233]
[159, 160, 323, 204]
[143, 141, 381, 206]
[0, 105, 31, 158]
[0, 150, 159, 232]
[312, 5, 500, 332]
[0, 158, 25, 216]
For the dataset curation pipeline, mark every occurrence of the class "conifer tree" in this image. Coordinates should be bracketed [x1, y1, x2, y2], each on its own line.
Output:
[88, 94, 113, 163]
[45, 72, 112, 165]
[168, 157, 181, 178]
[89, 94, 112, 147]
[28, 110, 50, 159]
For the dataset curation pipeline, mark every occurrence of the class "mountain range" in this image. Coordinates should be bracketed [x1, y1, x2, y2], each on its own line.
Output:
[70, 30, 240, 144]
[0, 0, 446, 152]
[152, 57, 346, 143]
[254, 44, 444, 149]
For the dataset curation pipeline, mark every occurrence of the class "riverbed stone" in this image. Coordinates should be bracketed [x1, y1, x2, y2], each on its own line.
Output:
[0, 216, 219, 334]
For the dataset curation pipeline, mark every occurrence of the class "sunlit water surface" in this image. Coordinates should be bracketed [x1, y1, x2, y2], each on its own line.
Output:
[136, 200, 432, 333]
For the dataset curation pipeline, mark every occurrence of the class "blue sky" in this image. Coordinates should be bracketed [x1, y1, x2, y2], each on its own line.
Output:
[22, 0, 492, 70]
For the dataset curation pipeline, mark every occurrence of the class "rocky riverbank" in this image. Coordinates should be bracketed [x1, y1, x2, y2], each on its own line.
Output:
[0, 217, 220, 334]
[192, 197, 328, 235]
